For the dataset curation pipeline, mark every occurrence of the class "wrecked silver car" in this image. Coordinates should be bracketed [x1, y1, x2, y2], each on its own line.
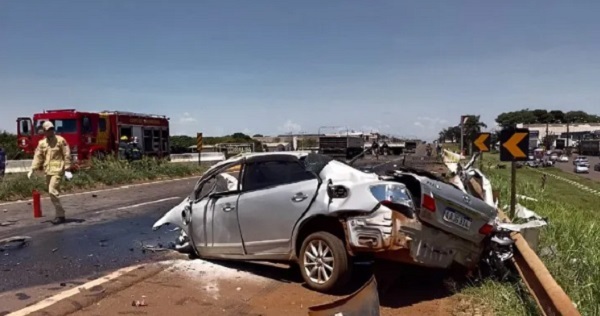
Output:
[153, 152, 500, 293]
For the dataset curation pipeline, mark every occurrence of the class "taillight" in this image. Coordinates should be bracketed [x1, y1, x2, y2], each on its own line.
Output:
[479, 223, 494, 235]
[422, 194, 436, 212]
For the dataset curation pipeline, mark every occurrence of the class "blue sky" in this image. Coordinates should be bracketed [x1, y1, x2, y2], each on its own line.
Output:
[1, 0, 599, 140]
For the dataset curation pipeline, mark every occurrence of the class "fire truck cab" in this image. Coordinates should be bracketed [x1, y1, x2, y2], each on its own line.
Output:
[17, 109, 170, 164]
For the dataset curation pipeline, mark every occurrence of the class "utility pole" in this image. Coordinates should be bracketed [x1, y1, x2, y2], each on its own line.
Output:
[460, 118, 464, 157]
[546, 122, 550, 149]
[566, 121, 570, 156]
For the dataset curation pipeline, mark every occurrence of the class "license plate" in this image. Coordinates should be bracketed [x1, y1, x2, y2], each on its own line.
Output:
[443, 208, 472, 230]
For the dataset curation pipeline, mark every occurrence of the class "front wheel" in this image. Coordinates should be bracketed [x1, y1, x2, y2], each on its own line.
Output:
[298, 231, 351, 293]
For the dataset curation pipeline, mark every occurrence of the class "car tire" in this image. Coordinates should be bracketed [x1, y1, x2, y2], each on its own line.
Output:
[298, 231, 351, 293]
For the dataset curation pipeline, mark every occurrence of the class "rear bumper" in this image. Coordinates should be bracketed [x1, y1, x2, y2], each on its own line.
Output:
[343, 206, 483, 269]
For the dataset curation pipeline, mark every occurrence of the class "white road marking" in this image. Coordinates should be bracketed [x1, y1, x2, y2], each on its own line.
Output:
[532, 169, 600, 197]
[0, 176, 199, 207]
[7, 263, 164, 316]
[112, 197, 180, 211]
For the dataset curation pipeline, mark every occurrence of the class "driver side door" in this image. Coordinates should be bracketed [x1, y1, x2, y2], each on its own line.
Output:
[191, 163, 245, 257]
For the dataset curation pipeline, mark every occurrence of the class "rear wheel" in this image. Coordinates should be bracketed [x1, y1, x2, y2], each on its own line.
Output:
[298, 231, 351, 293]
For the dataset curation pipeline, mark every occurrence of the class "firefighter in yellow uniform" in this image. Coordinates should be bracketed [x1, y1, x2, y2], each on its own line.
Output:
[28, 121, 72, 225]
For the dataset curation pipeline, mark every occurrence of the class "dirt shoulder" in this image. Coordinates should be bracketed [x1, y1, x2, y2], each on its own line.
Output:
[28, 258, 471, 316]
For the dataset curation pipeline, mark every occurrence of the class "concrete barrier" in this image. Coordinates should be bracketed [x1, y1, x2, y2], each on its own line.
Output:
[5, 159, 32, 174]
[4, 153, 226, 174]
[170, 152, 226, 163]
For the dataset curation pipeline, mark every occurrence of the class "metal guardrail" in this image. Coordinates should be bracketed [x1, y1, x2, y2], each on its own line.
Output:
[496, 209, 580, 316]
[465, 178, 580, 316]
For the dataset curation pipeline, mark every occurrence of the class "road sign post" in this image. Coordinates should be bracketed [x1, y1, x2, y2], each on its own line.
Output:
[499, 128, 529, 218]
[473, 132, 491, 171]
[196, 132, 203, 165]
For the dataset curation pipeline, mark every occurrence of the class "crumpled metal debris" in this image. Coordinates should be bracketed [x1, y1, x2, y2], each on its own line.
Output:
[132, 299, 148, 307]
[0, 220, 18, 227]
[0, 236, 31, 251]
[497, 204, 548, 232]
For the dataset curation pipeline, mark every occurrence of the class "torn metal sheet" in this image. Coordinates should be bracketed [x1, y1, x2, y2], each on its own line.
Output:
[308, 275, 380, 316]
[0, 236, 31, 251]
[497, 220, 548, 232]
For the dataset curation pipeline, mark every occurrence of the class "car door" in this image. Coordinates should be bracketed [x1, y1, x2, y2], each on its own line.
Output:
[237, 156, 319, 255]
[192, 163, 245, 257]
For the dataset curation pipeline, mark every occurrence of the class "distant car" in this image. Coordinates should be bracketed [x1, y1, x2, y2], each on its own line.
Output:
[574, 163, 589, 174]
[525, 160, 540, 168]
[550, 154, 558, 161]
[558, 155, 569, 162]
[594, 163, 600, 172]
[540, 159, 554, 167]
[573, 156, 589, 165]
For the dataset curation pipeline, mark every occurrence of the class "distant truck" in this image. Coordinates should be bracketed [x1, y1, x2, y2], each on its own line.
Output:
[318, 135, 364, 161]
[17, 109, 170, 165]
[404, 141, 417, 153]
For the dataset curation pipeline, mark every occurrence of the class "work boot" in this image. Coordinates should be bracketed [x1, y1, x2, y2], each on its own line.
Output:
[50, 217, 66, 225]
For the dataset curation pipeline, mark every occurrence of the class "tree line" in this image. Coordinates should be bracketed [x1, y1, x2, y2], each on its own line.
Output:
[495, 109, 600, 128]
[170, 132, 267, 153]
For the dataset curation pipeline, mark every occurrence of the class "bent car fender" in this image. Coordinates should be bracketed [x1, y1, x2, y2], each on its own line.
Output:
[152, 197, 190, 231]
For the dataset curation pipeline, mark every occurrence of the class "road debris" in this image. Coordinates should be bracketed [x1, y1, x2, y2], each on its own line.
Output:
[517, 194, 539, 202]
[0, 236, 31, 251]
[142, 245, 169, 253]
[51, 248, 59, 253]
[1, 220, 18, 227]
[132, 299, 148, 307]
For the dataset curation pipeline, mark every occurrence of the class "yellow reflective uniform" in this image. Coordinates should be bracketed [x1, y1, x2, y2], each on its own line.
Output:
[31, 135, 71, 217]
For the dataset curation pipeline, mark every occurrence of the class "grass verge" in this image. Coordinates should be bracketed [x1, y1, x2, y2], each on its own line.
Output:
[459, 153, 599, 315]
[0, 157, 207, 201]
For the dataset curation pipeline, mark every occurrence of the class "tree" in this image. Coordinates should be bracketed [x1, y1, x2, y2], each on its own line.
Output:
[462, 115, 487, 154]
[0, 131, 22, 159]
[252, 134, 264, 138]
[549, 110, 565, 123]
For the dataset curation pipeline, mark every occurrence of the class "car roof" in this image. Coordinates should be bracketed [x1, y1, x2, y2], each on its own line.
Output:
[204, 151, 313, 173]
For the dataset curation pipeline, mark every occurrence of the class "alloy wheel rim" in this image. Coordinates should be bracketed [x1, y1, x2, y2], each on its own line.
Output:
[303, 239, 334, 284]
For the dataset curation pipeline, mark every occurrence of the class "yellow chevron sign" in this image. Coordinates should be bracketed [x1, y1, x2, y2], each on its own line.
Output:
[500, 129, 529, 161]
[473, 133, 491, 152]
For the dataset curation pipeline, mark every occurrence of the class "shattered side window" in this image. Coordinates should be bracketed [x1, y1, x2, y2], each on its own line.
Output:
[243, 160, 315, 191]
[302, 153, 333, 175]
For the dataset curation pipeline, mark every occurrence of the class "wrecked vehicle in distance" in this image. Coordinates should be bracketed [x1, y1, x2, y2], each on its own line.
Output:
[153, 152, 501, 293]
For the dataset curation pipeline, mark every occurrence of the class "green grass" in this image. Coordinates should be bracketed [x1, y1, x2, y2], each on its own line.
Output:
[533, 164, 600, 192]
[460, 153, 600, 315]
[0, 157, 207, 201]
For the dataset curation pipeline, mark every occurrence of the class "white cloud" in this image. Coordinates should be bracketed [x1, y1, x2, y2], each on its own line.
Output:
[179, 112, 197, 123]
[279, 119, 301, 134]
[413, 116, 449, 130]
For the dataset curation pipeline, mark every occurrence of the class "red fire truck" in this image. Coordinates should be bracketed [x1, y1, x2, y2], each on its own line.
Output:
[17, 109, 170, 164]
